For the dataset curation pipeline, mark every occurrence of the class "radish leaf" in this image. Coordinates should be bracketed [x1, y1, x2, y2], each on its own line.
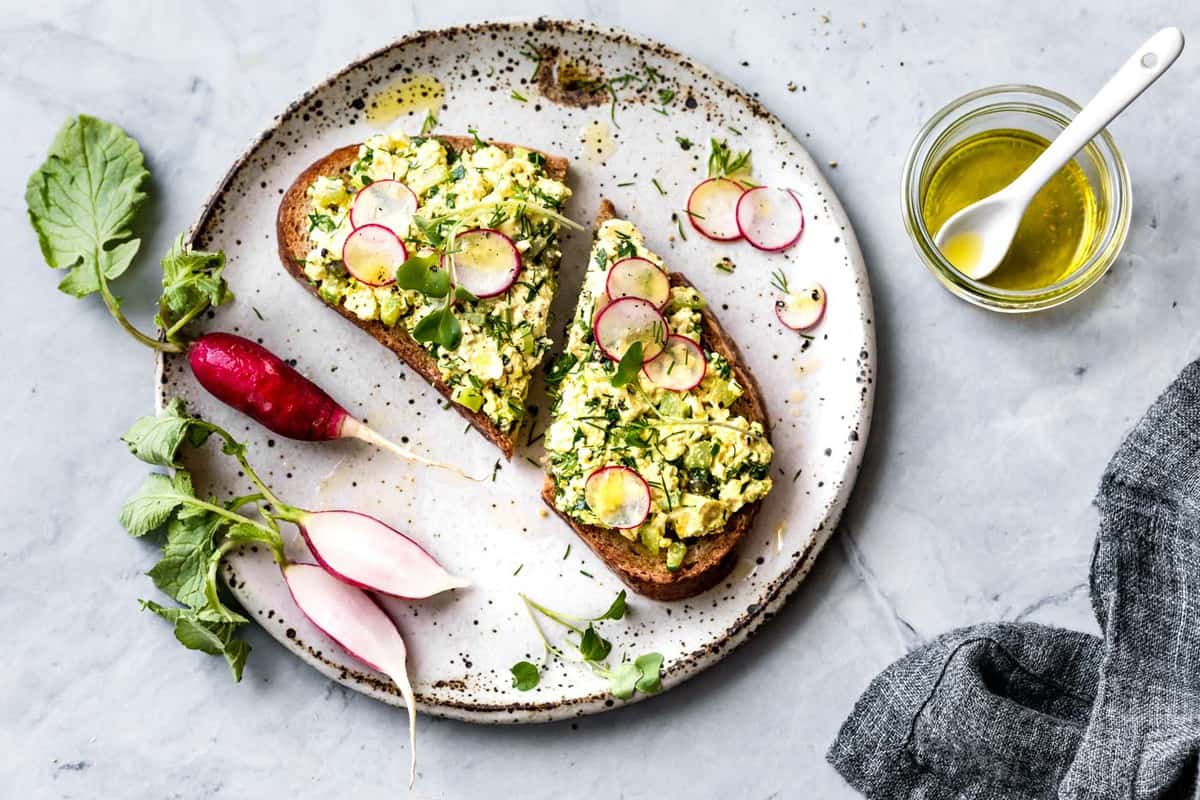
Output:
[141, 601, 250, 681]
[122, 398, 193, 467]
[156, 235, 232, 337]
[25, 115, 148, 297]
[148, 512, 224, 609]
[120, 471, 194, 537]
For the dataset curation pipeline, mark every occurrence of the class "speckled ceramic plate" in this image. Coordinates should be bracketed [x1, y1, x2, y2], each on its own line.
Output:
[158, 18, 875, 723]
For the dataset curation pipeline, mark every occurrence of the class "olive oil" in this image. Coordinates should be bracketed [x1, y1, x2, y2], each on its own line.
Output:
[922, 129, 1099, 291]
[365, 74, 445, 127]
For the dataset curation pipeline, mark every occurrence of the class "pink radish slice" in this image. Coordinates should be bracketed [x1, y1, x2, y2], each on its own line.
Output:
[593, 297, 667, 363]
[297, 510, 469, 599]
[349, 180, 418, 235]
[776, 282, 827, 330]
[448, 228, 521, 298]
[643, 335, 707, 392]
[736, 186, 805, 252]
[686, 178, 745, 241]
[606, 257, 670, 308]
[342, 224, 407, 287]
[584, 466, 652, 529]
[283, 563, 418, 786]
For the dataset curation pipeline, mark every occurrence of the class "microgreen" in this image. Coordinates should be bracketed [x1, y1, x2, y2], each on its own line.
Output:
[611, 341, 643, 388]
[510, 591, 663, 699]
[26, 115, 232, 353]
[420, 110, 438, 136]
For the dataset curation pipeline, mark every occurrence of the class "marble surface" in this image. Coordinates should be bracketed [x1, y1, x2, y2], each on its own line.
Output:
[3, 1, 1198, 797]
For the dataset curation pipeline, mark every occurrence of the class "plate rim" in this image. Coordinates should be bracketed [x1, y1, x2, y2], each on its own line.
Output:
[159, 16, 877, 723]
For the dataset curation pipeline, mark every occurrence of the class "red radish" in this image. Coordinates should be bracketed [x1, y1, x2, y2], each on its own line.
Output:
[296, 510, 469, 598]
[736, 186, 805, 252]
[283, 563, 418, 786]
[775, 282, 827, 331]
[350, 180, 418, 235]
[592, 297, 667, 363]
[447, 228, 521, 298]
[605, 257, 670, 308]
[584, 466, 652, 529]
[686, 178, 745, 241]
[643, 335, 707, 392]
[342, 224, 407, 287]
[187, 333, 478, 479]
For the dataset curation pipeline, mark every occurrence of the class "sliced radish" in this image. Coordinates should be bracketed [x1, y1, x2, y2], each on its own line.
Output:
[736, 186, 805, 252]
[296, 510, 469, 599]
[643, 335, 707, 391]
[283, 563, 418, 786]
[584, 466, 651, 529]
[606, 257, 670, 308]
[593, 297, 667, 363]
[686, 178, 744, 241]
[350, 180, 418, 236]
[776, 282, 827, 330]
[342, 224, 406, 287]
[447, 228, 521, 299]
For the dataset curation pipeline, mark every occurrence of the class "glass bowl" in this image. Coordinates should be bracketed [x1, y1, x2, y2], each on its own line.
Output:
[901, 84, 1131, 312]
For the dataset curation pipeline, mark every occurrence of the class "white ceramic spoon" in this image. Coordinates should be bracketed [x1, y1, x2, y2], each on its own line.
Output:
[934, 27, 1185, 280]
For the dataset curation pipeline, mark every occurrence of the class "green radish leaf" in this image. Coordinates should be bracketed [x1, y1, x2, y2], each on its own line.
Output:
[611, 341, 643, 388]
[395, 252, 450, 297]
[595, 590, 627, 621]
[121, 398, 192, 466]
[608, 661, 641, 699]
[120, 471, 195, 537]
[510, 661, 540, 691]
[156, 235, 231, 336]
[141, 601, 249, 681]
[578, 625, 612, 662]
[25, 115, 149, 296]
[147, 511, 225, 609]
[634, 652, 664, 694]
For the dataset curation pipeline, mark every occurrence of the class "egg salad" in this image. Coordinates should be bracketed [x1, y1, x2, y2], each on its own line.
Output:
[543, 218, 774, 569]
[302, 131, 571, 434]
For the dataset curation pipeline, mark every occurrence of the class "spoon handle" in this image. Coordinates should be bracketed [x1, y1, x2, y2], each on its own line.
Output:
[1009, 27, 1184, 202]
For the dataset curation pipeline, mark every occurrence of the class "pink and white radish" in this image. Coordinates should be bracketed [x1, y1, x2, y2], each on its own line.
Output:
[775, 282, 827, 331]
[593, 297, 667, 363]
[296, 510, 469, 599]
[686, 178, 745, 241]
[736, 186, 805, 252]
[342, 223, 407, 287]
[584, 466, 652, 529]
[643, 335, 707, 392]
[605, 257, 670, 308]
[349, 180, 418, 236]
[447, 228, 521, 298]
[283, 563, 419, 786]
[188, 333, 478, 479]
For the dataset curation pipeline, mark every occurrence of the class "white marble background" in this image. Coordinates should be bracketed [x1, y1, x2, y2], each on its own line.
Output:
[3, 1, 1199, 797]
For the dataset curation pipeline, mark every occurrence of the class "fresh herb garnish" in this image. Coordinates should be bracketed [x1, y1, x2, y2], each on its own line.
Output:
[26, 115, 232, 353]
[420, 110, 438, 136]
[510, 89, 528, 102]
[510, 591, 663, 699]
[770, 268, 790, 295]
[611, 341, 644, 388]
[651, 177, 667, 196]
[707, 137, 752, 181]
[675, 136, 693, 151]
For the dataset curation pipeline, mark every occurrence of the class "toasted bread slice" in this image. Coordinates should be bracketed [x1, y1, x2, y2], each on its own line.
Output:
[277, 136, 569, 459]
[541, 199, 771, 601]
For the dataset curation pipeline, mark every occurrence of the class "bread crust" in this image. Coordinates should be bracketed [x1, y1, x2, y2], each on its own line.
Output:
[276, 136, 570, 459]
[541, 199, 771, 600]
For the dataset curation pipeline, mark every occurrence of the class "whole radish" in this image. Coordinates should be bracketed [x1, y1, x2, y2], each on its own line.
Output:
[187, 332, 476, 479]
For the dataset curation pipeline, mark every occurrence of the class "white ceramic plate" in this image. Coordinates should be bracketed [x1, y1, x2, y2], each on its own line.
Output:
[158, 19, 875, 723]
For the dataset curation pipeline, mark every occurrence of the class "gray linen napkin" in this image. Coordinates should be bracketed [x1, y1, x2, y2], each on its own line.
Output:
[829, 358, 1200, 799]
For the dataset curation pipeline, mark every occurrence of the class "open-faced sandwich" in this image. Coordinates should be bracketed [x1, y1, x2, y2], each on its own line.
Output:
[278, 131, 574, 458]
[542, 200, 774, 600]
